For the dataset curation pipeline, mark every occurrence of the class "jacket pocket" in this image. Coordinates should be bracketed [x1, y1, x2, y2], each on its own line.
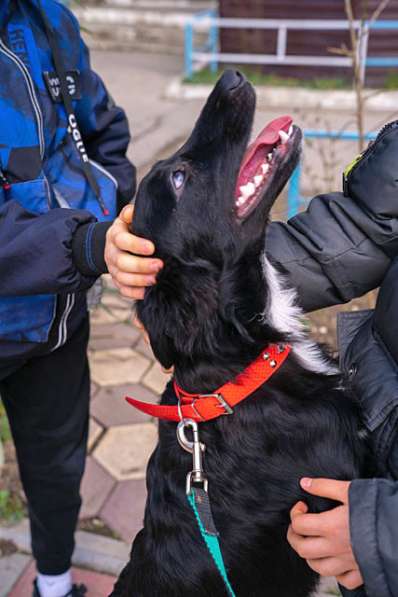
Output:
[44, 135, 117, 222]
[339, 309, 398, 432]
[0, 294, 56, 343]
[339, 310, 398, 469]
[4, 176, 51, 214]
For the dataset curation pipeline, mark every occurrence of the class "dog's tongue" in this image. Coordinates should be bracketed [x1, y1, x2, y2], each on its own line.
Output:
[240, 115, 293, 170]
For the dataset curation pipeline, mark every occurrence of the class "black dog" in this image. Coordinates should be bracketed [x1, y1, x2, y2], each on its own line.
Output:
[111, 71, 367, 597]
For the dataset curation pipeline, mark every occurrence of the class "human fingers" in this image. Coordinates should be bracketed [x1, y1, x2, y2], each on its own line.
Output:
[290, 509, 337, 537]
[119, 204, 134, 225]
[287, 531, 343, 560]
[290, 501, 309, 521]
[112, 271, 157, 288]
[116, 285, 146, 300]
[115, 252, 162, 276]
[337, 569, 364, 591]
[114, 230, 157, 257]
[300, 478, 350, 504]
[307, 555, 355, 578]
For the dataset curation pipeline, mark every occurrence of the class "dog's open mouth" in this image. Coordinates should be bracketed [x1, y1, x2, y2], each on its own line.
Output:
[235, 115, 300, 220]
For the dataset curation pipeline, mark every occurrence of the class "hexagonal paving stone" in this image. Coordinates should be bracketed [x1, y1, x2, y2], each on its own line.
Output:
[80, 457, 116, 519]
[90, 382, 99, 399]
[89, 322, 140, 351]
[88, 418, 103, 452]
[92, 384, 158, 427]
[89, 347, 150, 387]
[101, 289, 132, 311]
[142, 361, 171, 394]
[0, 553, 32, 597]
[100, 479, 147, 543]
[134, 337, 155, 360]
[93, 423, 158, 481]
[90, 306, 120, 325]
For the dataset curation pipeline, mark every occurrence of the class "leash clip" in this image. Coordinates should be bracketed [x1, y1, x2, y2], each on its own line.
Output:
[177, 419, 208, 494]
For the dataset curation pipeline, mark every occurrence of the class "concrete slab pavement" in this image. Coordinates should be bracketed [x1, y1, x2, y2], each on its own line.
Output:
[0, 553, 31, 597]
[0, 520, 130, 578]
[90, 51, 204, 175]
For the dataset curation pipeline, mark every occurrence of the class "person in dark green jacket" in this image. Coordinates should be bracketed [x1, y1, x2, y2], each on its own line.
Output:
[102, 120, 398, 596]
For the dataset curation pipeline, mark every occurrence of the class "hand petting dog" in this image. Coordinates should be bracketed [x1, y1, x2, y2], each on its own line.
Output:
[105, 204, 163, 300]
[287, 478, 363, 591]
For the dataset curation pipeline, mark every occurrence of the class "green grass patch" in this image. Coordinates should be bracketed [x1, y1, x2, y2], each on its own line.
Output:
[184, 67, 349, 90]
[0, 400, 11, 443]
[385, 72, 398, 90]
[0, 489, 24, 524]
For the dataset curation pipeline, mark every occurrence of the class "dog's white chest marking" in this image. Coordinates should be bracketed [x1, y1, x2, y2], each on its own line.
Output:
[261, 255, 338, 376]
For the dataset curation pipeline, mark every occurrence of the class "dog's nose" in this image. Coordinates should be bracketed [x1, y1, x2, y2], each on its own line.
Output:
[221, 69, 245, 92]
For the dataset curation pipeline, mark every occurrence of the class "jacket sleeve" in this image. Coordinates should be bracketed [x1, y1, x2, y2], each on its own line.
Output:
[266, 124, 398, 312]
[349, 478, 398, 597]
[75, 37, 136, 210]
[0, 201, 106, 296]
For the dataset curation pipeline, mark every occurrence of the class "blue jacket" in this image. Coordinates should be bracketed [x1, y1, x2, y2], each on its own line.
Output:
[0, 0, 135, 373]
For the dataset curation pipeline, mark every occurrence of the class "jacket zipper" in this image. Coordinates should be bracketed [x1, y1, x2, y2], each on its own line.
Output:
[89, 159, 119, 189]
[343, 120, 398, 194]
[0, 38, 45, 159]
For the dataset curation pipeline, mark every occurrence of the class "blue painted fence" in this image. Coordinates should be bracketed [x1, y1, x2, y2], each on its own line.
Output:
[287, 130, 378, 218]
[185, 16, 398, 79]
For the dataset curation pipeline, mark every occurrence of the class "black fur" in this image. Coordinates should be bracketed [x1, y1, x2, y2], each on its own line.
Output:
[111, 71, 367, 597]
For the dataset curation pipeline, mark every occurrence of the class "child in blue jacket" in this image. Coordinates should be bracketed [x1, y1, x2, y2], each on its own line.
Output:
[0, 2, 135, 596]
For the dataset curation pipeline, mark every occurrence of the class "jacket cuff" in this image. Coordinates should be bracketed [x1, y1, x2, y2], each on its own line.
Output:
[349, 479, 391, 597]
[72, 221, 112, 277]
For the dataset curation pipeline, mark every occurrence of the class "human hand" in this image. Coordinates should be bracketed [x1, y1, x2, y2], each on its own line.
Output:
[287, 478, 363, 591]
[105, 204, 163, 299]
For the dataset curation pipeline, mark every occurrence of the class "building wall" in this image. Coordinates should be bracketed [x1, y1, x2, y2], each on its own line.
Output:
[218, 1, 398, 87]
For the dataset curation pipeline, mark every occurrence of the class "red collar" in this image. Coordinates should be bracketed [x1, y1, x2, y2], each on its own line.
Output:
[126, 343, 291, 423]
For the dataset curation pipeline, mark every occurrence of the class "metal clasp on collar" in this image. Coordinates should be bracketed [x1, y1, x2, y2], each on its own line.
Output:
[177, 419, 208, 494]
[199, 393, 234, 416]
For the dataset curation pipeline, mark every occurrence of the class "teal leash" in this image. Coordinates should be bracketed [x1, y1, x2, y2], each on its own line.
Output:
[177, 418, 237, 597]
[187, 489, 236, 597]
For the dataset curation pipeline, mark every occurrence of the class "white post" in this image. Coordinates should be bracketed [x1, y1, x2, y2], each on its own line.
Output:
[277, 27, 287, 61]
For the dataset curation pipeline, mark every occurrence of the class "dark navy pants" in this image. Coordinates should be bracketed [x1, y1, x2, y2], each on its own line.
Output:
[0, 319, 90, 574]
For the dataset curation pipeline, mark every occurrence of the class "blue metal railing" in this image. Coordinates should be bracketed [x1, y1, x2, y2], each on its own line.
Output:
[185, 10, 218, 79]
[184, 16, 398, 79]
[287, 130, 378, 218]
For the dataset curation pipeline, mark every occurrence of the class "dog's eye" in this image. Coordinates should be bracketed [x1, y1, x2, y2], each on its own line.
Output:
[171, 170, 185, 191]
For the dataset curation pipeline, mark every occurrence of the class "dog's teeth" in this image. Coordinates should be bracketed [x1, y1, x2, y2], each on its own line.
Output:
[236, 196, 245, 206]
[239, 185, 251, 198]
[267, 153, 273, 162]
[240, 182, 255, 198]
[279, 130, 289, 144]
[254, 175, 263, 186]
[288, 125, 293, 136]
[261, 163, 270, 175]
